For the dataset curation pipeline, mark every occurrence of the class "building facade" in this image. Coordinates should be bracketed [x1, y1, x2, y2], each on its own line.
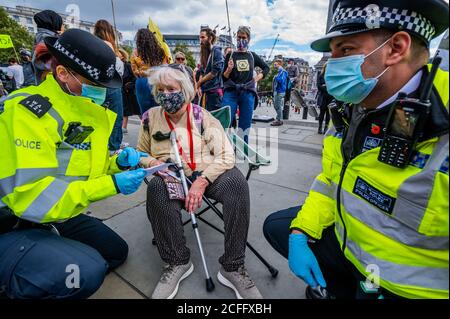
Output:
[313, 53, 331, 92]
[2, 5, 122, 43]
[164, 33, 233, 63]
[296, 58, 311, 92]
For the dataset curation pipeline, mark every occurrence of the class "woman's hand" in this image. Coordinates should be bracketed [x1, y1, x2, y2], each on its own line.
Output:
[254, 73, 263, 83]
[185, 177, 209, 214]
[227, 59, 234, 71]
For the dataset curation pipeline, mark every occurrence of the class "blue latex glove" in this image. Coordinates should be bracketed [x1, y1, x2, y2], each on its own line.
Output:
[117, 147, 148, 167]
[114, 169, 146, 195]
[288, 233, 327, 288]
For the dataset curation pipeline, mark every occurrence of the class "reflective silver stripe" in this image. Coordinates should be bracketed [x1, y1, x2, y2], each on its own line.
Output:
[393, 135, 449, 230]
[20, 179, 69, 223]
[56, 142, 75, 176]
[335, 222, 344, 240]
[335, 223, 449, 291]
[425, 135, 449, 170]
[310, 179, 336, 199]
[47, 108, 64, 139]
[0, 168, 57, 198]
[0, 93, 32, 106]
[61, 176, 88, 183]
[342, 190, 448, 250]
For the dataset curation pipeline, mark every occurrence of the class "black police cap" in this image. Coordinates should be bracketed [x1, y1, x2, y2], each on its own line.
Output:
[44, 28, 122, 88]
[311, 0, 449, 52]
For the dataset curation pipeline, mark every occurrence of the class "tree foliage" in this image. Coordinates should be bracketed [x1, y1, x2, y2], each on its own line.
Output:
[0, 7, 34, 63]
[172, 43, 196, 69]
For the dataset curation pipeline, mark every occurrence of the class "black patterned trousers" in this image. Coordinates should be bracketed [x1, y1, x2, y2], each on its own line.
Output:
[146, 167, 250, 272]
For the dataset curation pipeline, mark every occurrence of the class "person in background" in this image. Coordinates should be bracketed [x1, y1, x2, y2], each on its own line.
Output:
[196, 27, 224, 111]
[131, 28, 168, 115]
[284, 59, 299, 120]
[94, 19, 125, 153]
[193, 63, 202, 105]
[32, 10, 64, 84]
[174, 51, 194, 84]
[20, 49, 36, 87]
[222, 26, 270, 143]
[119, 48, 141, 134]
[316, 64, 332, 134]
[271, 59, 288, 127]
[7, 58, 24, 90]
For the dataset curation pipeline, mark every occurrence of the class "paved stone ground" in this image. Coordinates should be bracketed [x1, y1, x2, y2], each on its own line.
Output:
[90, 104, 324, 299]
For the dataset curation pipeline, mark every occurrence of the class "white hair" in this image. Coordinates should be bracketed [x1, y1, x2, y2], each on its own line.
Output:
[148, 66, 195, 103]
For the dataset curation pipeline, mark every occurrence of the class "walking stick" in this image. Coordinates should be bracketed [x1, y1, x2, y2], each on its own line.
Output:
[170, 131, 215, 292]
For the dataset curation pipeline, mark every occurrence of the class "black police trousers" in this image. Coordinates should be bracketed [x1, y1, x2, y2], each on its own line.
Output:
[0, 214, 128, 299]
[263, 206, 402, 299]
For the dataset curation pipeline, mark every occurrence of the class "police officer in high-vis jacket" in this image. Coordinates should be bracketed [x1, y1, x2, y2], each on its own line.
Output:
[0, 29, 148, 299]
[264, 0, 449, 299]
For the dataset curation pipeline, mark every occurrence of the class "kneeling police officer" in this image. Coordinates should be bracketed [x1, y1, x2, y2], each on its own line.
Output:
[0, 29, 147, 299]
[264, 0, 449, 299]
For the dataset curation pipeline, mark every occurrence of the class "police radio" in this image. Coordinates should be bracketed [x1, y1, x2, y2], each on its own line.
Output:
[64, 122, 94, 145]
[378, 57, 442, 168]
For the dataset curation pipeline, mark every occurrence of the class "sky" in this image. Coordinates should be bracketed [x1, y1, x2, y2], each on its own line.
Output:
[0, 0, 447, 66]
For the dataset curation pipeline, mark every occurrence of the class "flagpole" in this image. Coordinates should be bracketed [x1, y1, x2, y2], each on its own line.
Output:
[225, 0, 232, 42]
[10, 41, 20, 63]
[111, 0, 119, 49]
[12, 46, 20, 64]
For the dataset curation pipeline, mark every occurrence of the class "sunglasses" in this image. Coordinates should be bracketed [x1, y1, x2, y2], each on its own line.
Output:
[176, 57, 186, 61]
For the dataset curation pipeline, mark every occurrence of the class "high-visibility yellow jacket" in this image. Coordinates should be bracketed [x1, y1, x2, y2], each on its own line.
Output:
[0, 75, 122, 224]
[291, 66, 449, 299]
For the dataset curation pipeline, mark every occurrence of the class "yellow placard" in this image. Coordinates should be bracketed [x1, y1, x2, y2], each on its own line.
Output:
[148, 18, 173, 64]
[0, 34, 14, 49]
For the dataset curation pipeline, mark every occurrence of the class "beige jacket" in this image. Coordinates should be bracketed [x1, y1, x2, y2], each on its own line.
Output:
[137, 106, 235, 183]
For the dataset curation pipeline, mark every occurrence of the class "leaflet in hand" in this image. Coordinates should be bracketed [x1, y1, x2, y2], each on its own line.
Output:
[144, 163, 174, 176]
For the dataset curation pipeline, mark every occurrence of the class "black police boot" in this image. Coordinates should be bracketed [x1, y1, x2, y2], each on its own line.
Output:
[305, 286, 335, 299]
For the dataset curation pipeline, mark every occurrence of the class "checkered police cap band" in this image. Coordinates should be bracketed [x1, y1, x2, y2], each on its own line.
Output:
[53, 40, 106, 81]
[330, 4, 436, 43]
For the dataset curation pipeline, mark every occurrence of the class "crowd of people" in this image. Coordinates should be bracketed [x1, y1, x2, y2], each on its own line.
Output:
[0, 0, 448, 301]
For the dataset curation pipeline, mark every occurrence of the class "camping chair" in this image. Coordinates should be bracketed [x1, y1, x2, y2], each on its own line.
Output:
[150, 106, 278, 278]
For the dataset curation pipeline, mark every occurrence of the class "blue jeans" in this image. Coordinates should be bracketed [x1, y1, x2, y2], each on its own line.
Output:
[0, 214, 128, 299]
[274, 92, 285, 121]
[104, 88, 124, 151]
[135, 77, 157, 115]
[222, 89, 255, 144]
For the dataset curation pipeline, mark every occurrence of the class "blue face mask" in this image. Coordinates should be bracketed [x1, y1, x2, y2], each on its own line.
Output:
[67, 71, 107, 105]
[81, 84, 107, 105]
[324, 38, 391, 104]
[237, 39, 249, 50]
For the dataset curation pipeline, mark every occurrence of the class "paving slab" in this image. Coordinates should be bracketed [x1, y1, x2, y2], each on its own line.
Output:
[89, 186, 147, 221]
[236, 149, 323, 195]
[90, 272, 146, 299]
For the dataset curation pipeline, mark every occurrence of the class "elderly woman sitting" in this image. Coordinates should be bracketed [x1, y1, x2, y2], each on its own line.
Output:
[137, 64, 262, 300]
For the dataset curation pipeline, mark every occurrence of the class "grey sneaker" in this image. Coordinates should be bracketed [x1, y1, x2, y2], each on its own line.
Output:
[152, 262, 194, 299]
[217, 266, 263, 299]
